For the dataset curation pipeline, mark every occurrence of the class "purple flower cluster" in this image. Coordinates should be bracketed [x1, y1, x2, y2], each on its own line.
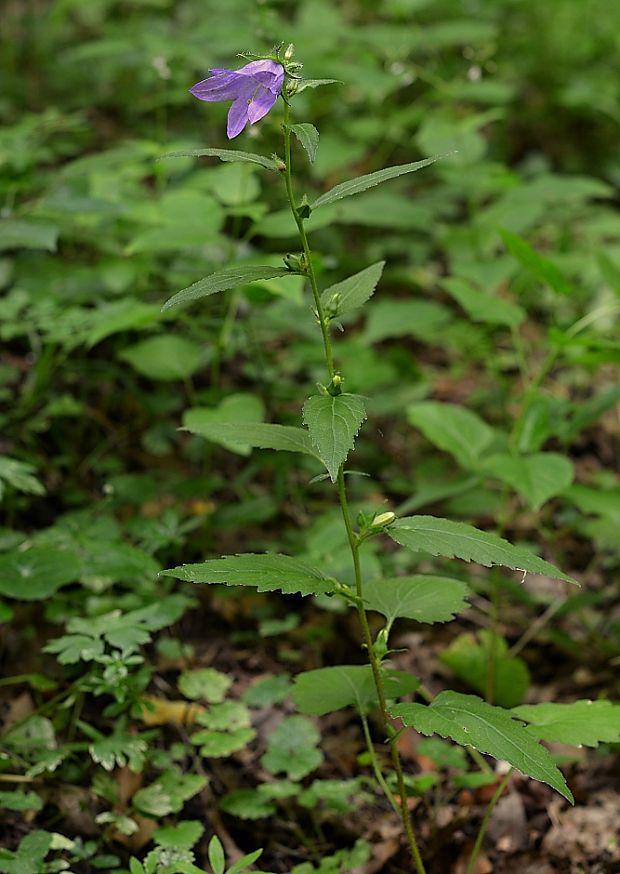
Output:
[190, 59, 285, 139]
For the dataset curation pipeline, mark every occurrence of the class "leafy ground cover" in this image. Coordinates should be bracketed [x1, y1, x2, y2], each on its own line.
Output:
[1, 1, 620, 872]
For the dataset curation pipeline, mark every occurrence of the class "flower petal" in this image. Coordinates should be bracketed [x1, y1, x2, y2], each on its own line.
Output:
[238, 60, 285, 94]
[190, 69, 241, 102]
[247, 85, 278, 124]
[227, 95, 251, 138]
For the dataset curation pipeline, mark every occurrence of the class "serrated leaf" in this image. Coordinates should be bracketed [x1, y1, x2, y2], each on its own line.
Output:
[389, 516, 577, 584]
[132, 768, 207, 817]
[442, 277, 525, 327]
[303, 393, 366, 481]
[293, 665, 419, 716]
[0, 790, 43, 811]
[440, 632, 530, 708]
[178, 668, 232, 703]
[407, 402, 495, 469]
[363, 576, 469, 627]
[500, 229, 571, 295]
[160, 148, 278, 171]
[320, 261, 385, 317]
[513, 700, 620, 747]
[312, 156, 440, 210]
[161, 553, 337, 597]
[161, 266, 296, 312]
[391, 691, 573, 802]
[153, 820, 204, 850]
[480, 452, 574, 510]
[208, 836, 225, 874]
[290, 124, 319, 163]
[261, 716, 323, 780]
[182, 420, 320, 460]
[191, 727, 255, 757]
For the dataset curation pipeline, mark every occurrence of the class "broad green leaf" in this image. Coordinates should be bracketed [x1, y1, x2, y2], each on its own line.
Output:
[363, 299, 452, 344]
[442, 277, 525, 327]
[0, 547, 80, 600]
[195, 700, 250, 731]
[513, 700, 620, 747]
[178, 668, 232, 703]
[261, 716, 323, 780]
[389, 516, 577, 583]
[500, 229, 571, 295]
[191, 727, 255, 757]
[312, 156, 440, 209]
[153, 821, 204, 850]
[162, 553, 337, 597]
[182, 420, 320, 460]
[480, 452, 574, 510]
[0, 219, 58, 252]
[407, 402, 495, 470]
[0, 790, 43, 812]
[160, 148, 278, 171]
[391, 691, 573, 802]
[119, 335, 203, 381]
[182, 393, 265, 457]
[320, 261, 385, 317]
[303, 393, 366, 481]
[296, 78, 341, 93]
[440, 632, 530, 708]
[87, 299, 161, 347]
[219, 789, 276, 820]
[208, 836, 226, 874]
[293, 665, 419, 716]
[132, 768, 207, 817]
[161, 265, 296, 312]
[363, 575, 469, 627]
[290, 123, 319, 163]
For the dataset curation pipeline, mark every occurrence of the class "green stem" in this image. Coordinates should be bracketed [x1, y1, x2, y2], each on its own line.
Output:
[282, 96, 426, 874]
[282, 101, 335, 381]
[465, 768, 513, 874]
[360, 712, 399, 814]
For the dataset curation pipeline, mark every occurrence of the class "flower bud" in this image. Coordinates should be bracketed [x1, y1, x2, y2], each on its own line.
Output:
[371, 511, 396, 528]
[284, 43, 295, 60]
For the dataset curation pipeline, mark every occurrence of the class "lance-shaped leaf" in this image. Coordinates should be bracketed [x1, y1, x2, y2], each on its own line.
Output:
[391, 691, 573, 802]
[161, 554, 337, 597]
[182, 420, 321, 460]
[296, 78, 341, 93]
[303, 393, 366, 482]
[293, 665, 419, 716]
[312, 156, 440, 210]
[160, 148, 278, 171]
[442, 277, 525, 328]
[500, 229, 571, 296]
[388, 516, 577, 584]
[363, 576, 469, 628]
[320, 261, 385, 317]
[407, 402, 495, 470]
[513, 700, 620, 748]
[162, 266, 296, 312]
[290, 124, 319, 163]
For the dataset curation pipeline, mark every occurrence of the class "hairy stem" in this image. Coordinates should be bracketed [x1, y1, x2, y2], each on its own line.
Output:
[281, 97, 427, 873]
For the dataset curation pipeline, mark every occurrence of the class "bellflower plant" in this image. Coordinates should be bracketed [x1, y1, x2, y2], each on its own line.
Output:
[159, 44, 605, 874]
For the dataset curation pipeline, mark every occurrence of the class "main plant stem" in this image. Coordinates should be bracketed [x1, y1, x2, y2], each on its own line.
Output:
[282, 100, 427, 874]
